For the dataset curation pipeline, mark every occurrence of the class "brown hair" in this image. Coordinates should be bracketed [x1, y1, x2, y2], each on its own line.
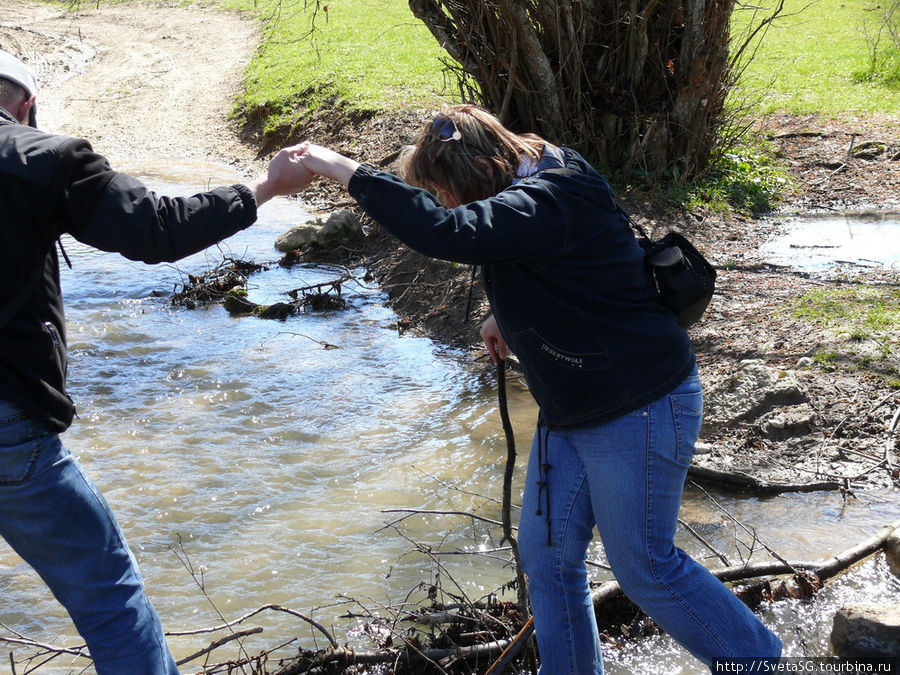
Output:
[400, 104, 548, 204]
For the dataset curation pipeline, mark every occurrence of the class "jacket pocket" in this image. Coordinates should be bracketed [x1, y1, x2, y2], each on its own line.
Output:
[513, 328, 612, 371]
[511, 328, 625, 424]
[42, 321, 67, 377]
[670, 390, 703, 466]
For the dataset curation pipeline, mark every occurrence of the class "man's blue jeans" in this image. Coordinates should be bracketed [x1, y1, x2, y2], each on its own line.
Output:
[518, 371, 782, 673]
[0, 399, 179, 674]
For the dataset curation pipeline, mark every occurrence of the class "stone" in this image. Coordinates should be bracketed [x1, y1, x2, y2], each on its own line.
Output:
[317, 209, 362, 247]
[224, 294, 257, 316]
[886, 532, 900, 577]
[694, 441, 713, 455]
[274, 209, 362, 252]
[703, 359, 806, 431]
[275, 221, 323, 252]
[831, 603, 900, 658]
[757, 403, 817, 440]
[256, 302, 296, 320]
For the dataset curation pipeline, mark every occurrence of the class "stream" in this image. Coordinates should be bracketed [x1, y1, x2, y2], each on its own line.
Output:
[1, 161, 898, 674]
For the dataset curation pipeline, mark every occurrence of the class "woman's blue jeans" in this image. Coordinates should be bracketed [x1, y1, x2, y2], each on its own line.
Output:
[518, 371, 782, 673]
[0, 399, 179, 674]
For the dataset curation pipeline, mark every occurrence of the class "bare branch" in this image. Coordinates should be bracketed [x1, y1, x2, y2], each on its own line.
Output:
[175, 627, 264, 667]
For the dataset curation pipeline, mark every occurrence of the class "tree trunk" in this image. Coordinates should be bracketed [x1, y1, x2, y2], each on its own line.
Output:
[409, 0, 739, 180]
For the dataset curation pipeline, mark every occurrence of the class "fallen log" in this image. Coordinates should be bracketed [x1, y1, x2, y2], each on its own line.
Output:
[687, 464, 842, 493]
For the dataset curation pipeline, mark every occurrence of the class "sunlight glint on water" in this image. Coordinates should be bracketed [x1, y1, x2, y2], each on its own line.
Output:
[762, 213, 900, 271]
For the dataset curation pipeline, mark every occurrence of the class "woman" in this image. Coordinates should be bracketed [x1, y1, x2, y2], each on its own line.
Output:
[296, 104, 781, 673]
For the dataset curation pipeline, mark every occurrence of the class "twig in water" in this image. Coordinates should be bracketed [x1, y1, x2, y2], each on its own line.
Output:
[379, 508, 504, 529]
[496, 360, 531, 625]
[276, 330, 339, 350]
[0, 625, 90, 672]
[411, 465, 509, 508]
[678, 517, 732, 566]
[176, 627, 264, 667]
[168, 604, 338, 651]
[689, 482, 796, 572]
[169, 534, 253, 667]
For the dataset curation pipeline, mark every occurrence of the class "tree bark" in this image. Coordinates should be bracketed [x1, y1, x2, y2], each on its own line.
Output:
[409, 0, 751, 180]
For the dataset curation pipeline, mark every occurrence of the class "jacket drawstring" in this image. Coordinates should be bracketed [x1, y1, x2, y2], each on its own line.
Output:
[535, 421, 553, 545]
[57, 238, 72, 269]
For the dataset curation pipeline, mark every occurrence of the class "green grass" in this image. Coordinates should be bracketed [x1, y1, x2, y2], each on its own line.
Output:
[793, 285, 899, 380]
[793, 286, 900, 338]
[687, 144, 791, 214]
[793, 286, 900, 334]
[223, 0, 900, 120]
[731, 0, 900, 115]
[61, 0, 900, 121]
[221, 0, 450, 134]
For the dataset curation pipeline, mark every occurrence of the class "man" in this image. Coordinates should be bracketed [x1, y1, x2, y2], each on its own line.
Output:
[0, 49, 311, 673]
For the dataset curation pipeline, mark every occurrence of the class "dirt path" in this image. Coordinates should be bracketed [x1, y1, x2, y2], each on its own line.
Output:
[0, 0, 262, 174]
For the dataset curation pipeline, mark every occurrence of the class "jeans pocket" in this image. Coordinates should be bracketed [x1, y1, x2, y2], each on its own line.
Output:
[0, 406, 56, 485]
[0, 433, 44, 486]
[670, 391, 703, 466]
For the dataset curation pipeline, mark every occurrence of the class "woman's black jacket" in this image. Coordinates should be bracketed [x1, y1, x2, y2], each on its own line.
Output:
[348, 147, 695, 428]
[0, 108, 257, 432]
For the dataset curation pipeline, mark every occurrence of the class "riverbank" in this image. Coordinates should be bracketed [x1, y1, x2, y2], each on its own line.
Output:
[2, 0, 898, 494]
[302, 111, 900, 492]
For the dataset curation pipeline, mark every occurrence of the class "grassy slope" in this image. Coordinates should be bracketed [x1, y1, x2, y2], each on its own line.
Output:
[222, 0, 450, 133]
[222, 0, 899, 125]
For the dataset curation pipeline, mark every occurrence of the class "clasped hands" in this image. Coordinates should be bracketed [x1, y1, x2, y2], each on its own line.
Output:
[250, 141, 361, 206]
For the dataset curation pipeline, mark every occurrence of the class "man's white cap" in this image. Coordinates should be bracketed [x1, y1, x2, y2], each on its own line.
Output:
[0, 49, 38, 126]
[0, 49, 38, 97]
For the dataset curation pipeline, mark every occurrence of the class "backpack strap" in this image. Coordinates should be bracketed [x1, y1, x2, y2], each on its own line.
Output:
[0, 263, 44, 333]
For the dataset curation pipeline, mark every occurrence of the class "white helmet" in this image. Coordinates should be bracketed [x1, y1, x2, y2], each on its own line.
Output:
[0, 49, 38, 126]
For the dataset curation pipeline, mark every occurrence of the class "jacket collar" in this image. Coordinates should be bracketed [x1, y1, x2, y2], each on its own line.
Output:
[513, 144, 565, 184]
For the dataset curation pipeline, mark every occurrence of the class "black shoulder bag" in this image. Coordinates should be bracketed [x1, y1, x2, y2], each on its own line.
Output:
[542, 166, 716, 328]
[619, 207, 717, 329]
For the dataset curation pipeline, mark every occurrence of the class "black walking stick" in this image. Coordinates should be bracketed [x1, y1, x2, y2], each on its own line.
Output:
[487, 359, 537, 675]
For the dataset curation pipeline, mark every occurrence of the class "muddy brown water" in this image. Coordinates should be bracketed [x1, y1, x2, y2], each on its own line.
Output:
[1, 161, 897, 673]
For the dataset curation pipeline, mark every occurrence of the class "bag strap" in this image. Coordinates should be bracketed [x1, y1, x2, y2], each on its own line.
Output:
[0, 263, 44, 333]
[614, 200, 655, 243]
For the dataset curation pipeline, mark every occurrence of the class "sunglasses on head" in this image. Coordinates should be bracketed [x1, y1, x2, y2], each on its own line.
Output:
[431, 114, 462, 142]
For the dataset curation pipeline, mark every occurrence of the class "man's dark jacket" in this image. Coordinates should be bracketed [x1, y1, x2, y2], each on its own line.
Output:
[349, 147, 695, 428]
[0, 107, 257, 432]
